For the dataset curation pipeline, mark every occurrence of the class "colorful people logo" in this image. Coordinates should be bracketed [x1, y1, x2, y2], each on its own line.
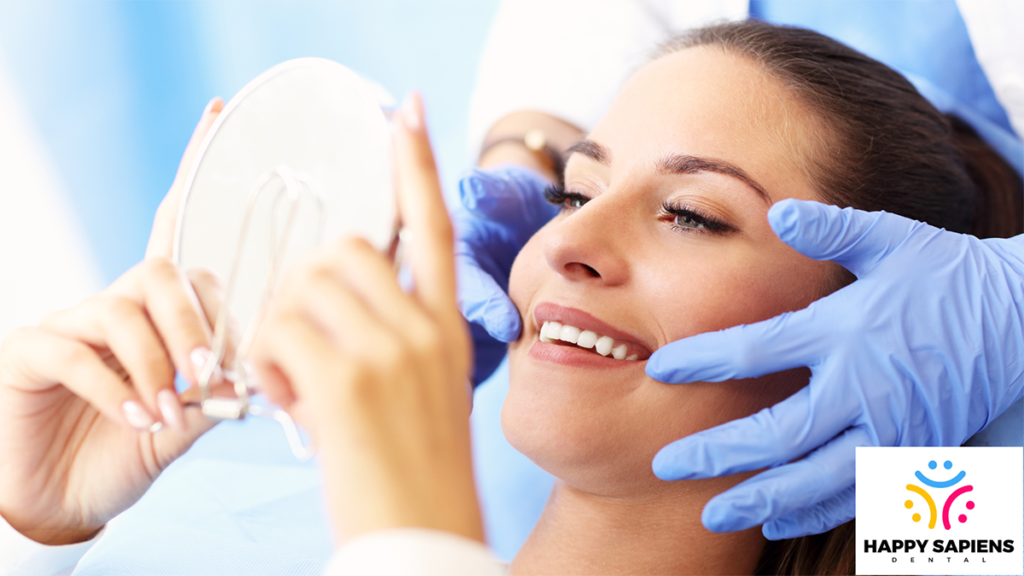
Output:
[905, 459, 975, 530]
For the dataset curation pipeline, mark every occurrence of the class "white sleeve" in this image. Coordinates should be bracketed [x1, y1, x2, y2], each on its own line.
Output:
[0, 513, 103, 576]
[467, 0, 748, 154]
[957, 0, 1024, 141]
[322, 529, 506, 576]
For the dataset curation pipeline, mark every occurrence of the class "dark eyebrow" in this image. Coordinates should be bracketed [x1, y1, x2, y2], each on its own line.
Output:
[659, 154, 772, 204]
[565, 139, 772, 204]
[564, 139, 609, 165]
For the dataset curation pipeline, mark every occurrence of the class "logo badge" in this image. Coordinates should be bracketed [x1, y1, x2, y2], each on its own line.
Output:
[856, 447, 1022, 575]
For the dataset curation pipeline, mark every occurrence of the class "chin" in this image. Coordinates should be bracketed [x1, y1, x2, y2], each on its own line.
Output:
[503, 341, 815, 497]
[502, 346, 683, 496]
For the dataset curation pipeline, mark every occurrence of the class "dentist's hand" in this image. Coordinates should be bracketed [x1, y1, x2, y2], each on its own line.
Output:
[454, 166, 557, 383]
[253, 94, 482, 544]
[647, 199, 1024, 539]
[0, 99, 224, 545]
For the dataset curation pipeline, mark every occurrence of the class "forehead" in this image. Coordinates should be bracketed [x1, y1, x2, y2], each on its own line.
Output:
[588, 46, 820, 202]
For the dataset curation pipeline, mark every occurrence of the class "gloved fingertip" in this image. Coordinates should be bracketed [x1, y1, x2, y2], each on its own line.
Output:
[652, 441, 698, 481]
[482, 301, 522, 343]
[645, 348, 703, 384]
[762, 519, 800, 541]
[488, 318, 521, 343]
[651, 450, 678, 481]
[645, 348, 675, 379]
[767, 198, 822, 245]
[701, 500, 752, 534]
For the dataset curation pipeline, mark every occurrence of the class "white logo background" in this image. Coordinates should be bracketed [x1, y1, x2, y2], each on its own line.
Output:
[856, 447, 1023, 575]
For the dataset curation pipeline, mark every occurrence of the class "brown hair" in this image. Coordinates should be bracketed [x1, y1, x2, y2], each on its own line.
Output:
[657, 20, 1022, 241]
[657, 19, 1023, 576]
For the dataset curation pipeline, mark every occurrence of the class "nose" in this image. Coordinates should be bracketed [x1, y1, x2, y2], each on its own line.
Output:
[542, 194, 631, 286]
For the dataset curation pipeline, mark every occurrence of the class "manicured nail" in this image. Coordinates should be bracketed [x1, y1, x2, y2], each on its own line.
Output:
[122, 400, 156, 430]
[191, 346, 214, 378]
[157, 389, 185, 431]
[401, 94, 421, 131]
[204, 96, 224, 116]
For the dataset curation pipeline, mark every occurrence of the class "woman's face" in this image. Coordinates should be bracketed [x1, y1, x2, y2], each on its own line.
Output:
[504, 46, 837, 497]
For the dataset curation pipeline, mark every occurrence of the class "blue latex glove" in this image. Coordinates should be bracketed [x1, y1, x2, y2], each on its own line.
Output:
[647, 198, 1024, 540]
[454, 165, 558, 385]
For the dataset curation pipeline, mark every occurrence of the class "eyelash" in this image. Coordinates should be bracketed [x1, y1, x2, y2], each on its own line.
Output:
[543, 185, 589, 210]
[543, 185, 731, 235]
[659, 201, 731, 234]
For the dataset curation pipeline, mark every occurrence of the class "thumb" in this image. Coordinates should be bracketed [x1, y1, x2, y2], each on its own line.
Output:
[646, 302, 829, 383]
[151, 382, 216, 470]
[456, 252, 522, 343]
[768, 199, 924, 277]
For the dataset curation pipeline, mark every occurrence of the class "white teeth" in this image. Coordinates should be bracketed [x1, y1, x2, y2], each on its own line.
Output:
[576, 330, 598, 349]
[541, 321, 562, 340]
[559, 325, 581, 344]
[539, 321, 642, 361]
[612, 344, 627, 360]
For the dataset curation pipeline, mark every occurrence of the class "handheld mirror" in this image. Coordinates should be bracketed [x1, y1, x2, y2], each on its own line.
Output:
[173, 58, 396, 459]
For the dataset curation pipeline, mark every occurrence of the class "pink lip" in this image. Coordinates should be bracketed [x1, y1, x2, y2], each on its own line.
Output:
[528, 302, 654, 367]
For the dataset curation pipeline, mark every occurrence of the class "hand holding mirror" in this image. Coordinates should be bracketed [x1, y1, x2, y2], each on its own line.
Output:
[173, 58, 397, 459]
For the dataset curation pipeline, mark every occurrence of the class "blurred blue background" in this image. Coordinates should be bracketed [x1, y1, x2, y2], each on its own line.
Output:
[0, 0, 498, 282]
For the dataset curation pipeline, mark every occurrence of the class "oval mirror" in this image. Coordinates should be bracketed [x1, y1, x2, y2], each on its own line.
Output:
[174, 57, 394, 361]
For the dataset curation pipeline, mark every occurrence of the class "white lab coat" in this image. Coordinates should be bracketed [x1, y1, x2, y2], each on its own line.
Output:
[3, 1, 1023, 574]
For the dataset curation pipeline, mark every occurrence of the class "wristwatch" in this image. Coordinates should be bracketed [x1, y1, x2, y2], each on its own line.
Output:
[479, 128, 565, 183]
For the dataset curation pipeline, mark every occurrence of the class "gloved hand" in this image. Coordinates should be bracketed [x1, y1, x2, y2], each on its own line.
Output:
[647, 198, 1024, 540]
[454, 165, 558, 384]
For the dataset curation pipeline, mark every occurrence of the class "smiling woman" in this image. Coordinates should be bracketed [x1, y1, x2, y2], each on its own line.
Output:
[2, 17, 1020, 576]
[500, 20, 1021, 576]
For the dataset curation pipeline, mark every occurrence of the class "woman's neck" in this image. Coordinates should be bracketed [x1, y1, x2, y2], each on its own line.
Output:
[510, 480, 766, 575]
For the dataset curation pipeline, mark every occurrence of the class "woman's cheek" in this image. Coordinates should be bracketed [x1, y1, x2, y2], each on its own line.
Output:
[507, 234, 545, 338]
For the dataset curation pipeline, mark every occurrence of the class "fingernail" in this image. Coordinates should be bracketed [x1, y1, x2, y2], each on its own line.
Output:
[190, 346, 215, 380]
[157, 389, 186, 431]
[400, 93, 421, 131]
[203, 96, 223, 116]
[122, 400, 156, 431]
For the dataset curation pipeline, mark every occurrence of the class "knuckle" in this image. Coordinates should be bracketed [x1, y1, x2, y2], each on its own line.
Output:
[187, 266, 223, 292]
[409, 322, 444, 358]
[101, 295, 141, 320]
[63, 341, 99, 372]
[326, 236, 365, 262]
[140, 255, 179, 279]
[340, 235, 373, 252]
[335, 362, 380, 406]
[376, 338, 410, 366]
[167, 297, 202, 328]
[1, 327, 38, 352]
[297, 255, 336, 285]
[290, 267, 336, 304]
[307, 265, 337, 287]
[38, 309, 69, 331]
[329, 236, 374, 267]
